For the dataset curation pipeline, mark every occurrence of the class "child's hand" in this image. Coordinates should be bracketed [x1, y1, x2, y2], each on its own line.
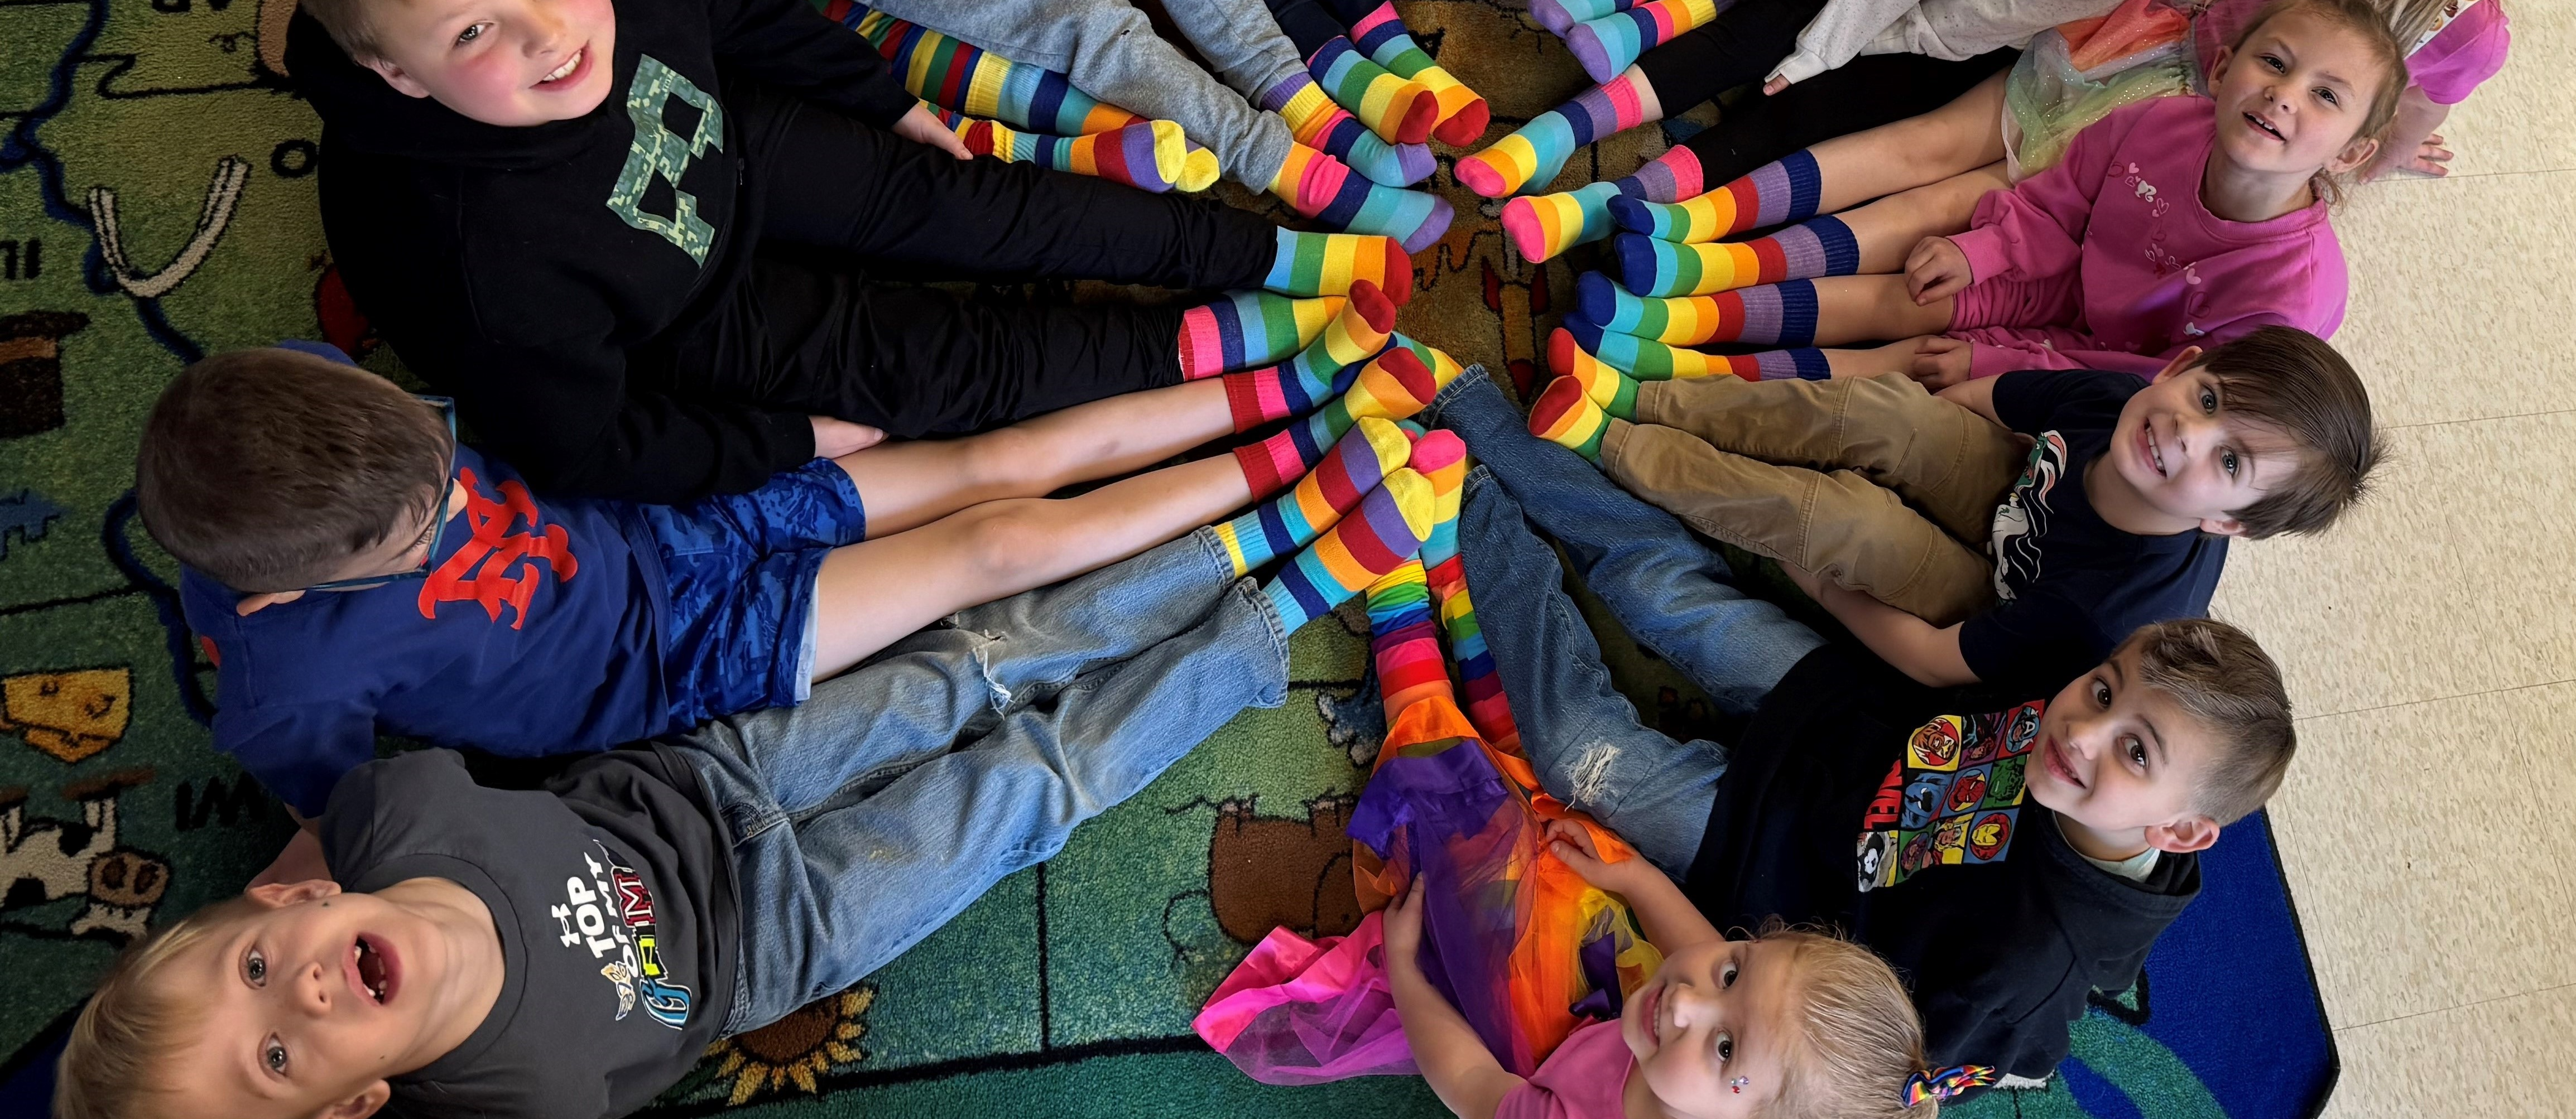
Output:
[2373, 133, 2453, 180]
[1905, 236, 1973, 305]
[1382, 875, 1427, 973]
[1545, 819, 1652, 895]
[810, 415, 888, 459]
[894, 103, 974, 160]
[1907, 336, 1975, 389]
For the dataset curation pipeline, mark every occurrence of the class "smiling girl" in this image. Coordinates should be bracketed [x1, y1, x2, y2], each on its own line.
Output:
[1569, 0, 2408, 387]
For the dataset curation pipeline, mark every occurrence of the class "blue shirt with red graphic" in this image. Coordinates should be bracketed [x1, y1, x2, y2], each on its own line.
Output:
[183, 443, 675, 816]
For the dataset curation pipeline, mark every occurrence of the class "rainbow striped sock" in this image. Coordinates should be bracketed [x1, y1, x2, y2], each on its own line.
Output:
[1609, 149, 1827, 242]
[1263, 469, 1434, 631]
[1365, 558, 1450, 719]
[1565, 0, 1720, 84]
[932, 107, 1186, 193]
[1560, 319, 1727, 380]
[1731, 348, 1835, 381]
[1546, 329, 1642, 416]
[1392, 432, 1520, 749]
[1457, 74, 1648, 199]
[1308, 37, 1436, 145]
[1618, 146, 1706, 202]
[1266, 229, 1415, 303]
[1179, 292, 1347, 380]
[1529, 376, 1612, 461]
[1575, 272, 1822, 346]
[1386, 334, 1469, 393]
[1410, 429, 1469, 572]
[1529, 0, 1636, 37]
[843, 7, 1142, 136]
[1218, 417, 1414, 575]
[1233, 348, 1440, 497]
[1503, 181, 1620, 263]
[1268, 143, 1452, 253]
[1179, 139, 1220, 191]
[1348, 2, 1491, 146]
[1222, 279, 1398, 431]
[1261, 71, 1436, 188]
[1613, 219, 1856, 297]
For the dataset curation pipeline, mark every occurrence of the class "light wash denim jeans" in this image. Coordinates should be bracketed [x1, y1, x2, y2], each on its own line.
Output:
[677, 529, 1290, 1033]
[1431, 369, 1828, 875]
[862, 0, 1303, 186]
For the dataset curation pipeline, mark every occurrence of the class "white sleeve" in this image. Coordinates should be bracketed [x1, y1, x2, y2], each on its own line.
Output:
[1859, 0, 2116, 62]
[1768, 0, 1922, 84]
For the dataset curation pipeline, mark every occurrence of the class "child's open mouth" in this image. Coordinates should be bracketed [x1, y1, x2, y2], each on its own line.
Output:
[2139, 424, 2167, 477]
[2042, 738, 2085, 791]
[2243, 111, 2285, 142]
[352, 935, 395, 1004]
[535, 48, 587, 88]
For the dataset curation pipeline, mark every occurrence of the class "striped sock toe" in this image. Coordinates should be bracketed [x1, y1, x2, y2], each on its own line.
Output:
[1528, 376, 1610, 461]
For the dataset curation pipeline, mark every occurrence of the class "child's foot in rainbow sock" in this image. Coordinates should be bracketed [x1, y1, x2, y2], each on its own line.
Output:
[1270, 143, 1450, 253]
[1219, 416, 1414, 568]
[1308, 38, 1438, 145]
[1528, 376, 1613, 461]
[1222, 280, 1399, 430]
[1502, 181, 1620, 263]
[1564, 0, 1718, 84]
[1266, 229, 1415, 303]
[1179, 292, 1348, 380]
[1548, 331, 1641, 417]
[1612, 149, 1827, 241]
[1455, 77, 1647, 198]
[1261, 73, 1436, 189]
[1347, 2, 1490, 146]
[1577, 271, 1732, 345]
[1529, 0, 1636, 37]
[1567, 322, 1724, 380]
[1262, 469, 1434, 631]
[1232, 348, 1440, 496]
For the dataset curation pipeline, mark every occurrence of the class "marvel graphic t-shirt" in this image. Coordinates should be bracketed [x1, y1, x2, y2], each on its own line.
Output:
[184, 443, 675, 816]
[1957, 369, 2227, 689]
[321, 748, 734, 1119]
[1854, 702, 2042, 891]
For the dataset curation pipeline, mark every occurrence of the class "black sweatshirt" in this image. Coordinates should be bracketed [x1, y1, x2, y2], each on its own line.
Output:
[1685, 645, 2199, 1090]
[287, 0, 916, 501]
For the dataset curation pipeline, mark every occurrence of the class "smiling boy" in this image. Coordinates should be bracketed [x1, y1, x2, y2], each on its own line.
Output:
[1530, 324, 2381, 689]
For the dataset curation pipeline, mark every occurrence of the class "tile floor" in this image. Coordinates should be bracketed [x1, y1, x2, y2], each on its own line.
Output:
[2213, 5, 2574, 1115]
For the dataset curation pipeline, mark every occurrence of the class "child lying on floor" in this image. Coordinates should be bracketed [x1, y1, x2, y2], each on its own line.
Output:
[52, 486, 1435, 1119]
[144, 313, 1450, 824]
[1528, 325, 2380, 686]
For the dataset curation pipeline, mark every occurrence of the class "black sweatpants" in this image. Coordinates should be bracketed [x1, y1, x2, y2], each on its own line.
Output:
[658, 90, 1284, 440]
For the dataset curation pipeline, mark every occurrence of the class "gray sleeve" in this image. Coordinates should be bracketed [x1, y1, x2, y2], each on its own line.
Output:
[1860, 0, 2121, 62]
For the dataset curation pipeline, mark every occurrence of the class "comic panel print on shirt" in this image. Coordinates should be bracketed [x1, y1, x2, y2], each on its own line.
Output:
[1988, 432, 2068, 601]
[551, 842, 695, 1029]
[1857, 701, 2045, 891]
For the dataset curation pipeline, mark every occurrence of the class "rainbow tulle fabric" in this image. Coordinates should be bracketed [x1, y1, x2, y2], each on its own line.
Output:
[1195, 510, 1662, 1083]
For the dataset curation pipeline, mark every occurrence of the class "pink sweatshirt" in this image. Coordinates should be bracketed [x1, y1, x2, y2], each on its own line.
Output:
[1947, 95, 2347, 379]
[1494, 1020, 1634, 1119]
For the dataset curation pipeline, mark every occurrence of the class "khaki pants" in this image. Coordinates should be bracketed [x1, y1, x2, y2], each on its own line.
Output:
[1599, 373, 2026, 627]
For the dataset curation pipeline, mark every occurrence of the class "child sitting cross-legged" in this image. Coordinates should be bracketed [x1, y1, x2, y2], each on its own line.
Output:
[52, 479, 1436, 1119]
[1433, 366, 2307, 1082]
[145, 307, 1452, 834]
[1530, 326, 2380, 687]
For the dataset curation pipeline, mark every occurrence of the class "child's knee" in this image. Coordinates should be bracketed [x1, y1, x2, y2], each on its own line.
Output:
[951, 501, 1064, 583]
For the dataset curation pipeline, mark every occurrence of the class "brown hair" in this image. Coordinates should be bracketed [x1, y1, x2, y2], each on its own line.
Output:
[299, 0, 393, 62]
[55, 896, 261, 1119]
[2227, 0, 2411, 200]
[137, 347, 453, 593]
[2195, 326, 2382, 538]
[2115, 618, 2297, 825]
[1758, 925, 1944, 1119]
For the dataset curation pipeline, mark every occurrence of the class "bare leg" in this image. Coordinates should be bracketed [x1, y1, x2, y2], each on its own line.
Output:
[808, 455, 1255, 679]
[1820, 340, 1930, 378]
[835, 379, 1233, 538]
[1808, 276, 1957, 346]
[1799, 71, 2010, 215]
[1835, 162, 2013, 273]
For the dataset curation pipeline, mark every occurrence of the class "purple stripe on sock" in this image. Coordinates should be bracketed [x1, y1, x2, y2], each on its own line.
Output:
[1736, 286, 1786, 344]
[1751, 349, 1830, 380]
[1771, 223, 1833, 281]
[1257, 73, 1306, 112]
[1565, 85, 1627, 146]
[1746, 161, 1798, 228]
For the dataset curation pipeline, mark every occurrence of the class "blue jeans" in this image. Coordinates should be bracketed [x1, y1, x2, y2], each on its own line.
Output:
[673, 529, 1291, 1033]
[1431, 369, 1827, 874]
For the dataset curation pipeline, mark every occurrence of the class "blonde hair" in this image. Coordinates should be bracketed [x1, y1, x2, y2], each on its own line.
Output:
[55, 896, 259, 1119]
[2227, 0, 2412, 201]
[1754, 926, 1944, 1119]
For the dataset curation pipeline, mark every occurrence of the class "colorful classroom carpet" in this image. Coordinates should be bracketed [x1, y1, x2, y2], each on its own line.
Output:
[0, 0, 2334, 1114]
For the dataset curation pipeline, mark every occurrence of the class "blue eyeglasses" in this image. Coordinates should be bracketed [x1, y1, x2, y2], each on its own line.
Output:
[299, 394, 460, 594]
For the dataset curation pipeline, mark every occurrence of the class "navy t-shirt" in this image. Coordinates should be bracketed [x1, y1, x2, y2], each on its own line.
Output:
[1955, 370, 2228, 688]
[183, 443, 675, 816]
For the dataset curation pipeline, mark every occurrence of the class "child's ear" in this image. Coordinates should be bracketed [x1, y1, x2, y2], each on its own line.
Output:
[2207, 45, 2234, 86]
[246, 879, 343, 906]
[361, 57, 433, 99]
[2150, 346, 2205, 384]
[310, 1080, 391, 1119]
[2199, 514, 2251, 537]
[2327, 133, 2382, 177]
[2146, 816, 2220, 854]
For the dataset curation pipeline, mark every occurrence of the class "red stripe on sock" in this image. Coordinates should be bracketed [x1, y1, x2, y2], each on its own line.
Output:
[1750, 237, 1790, 286]
[1714, 292, 1747, 342]
[1233, 440, 1300, 500]
[1724, 179, 1762, 234]
[1223, 373, 1276, 433]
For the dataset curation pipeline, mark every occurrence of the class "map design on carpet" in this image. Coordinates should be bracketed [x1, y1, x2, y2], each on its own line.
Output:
[1, 0, 2332, 1115]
